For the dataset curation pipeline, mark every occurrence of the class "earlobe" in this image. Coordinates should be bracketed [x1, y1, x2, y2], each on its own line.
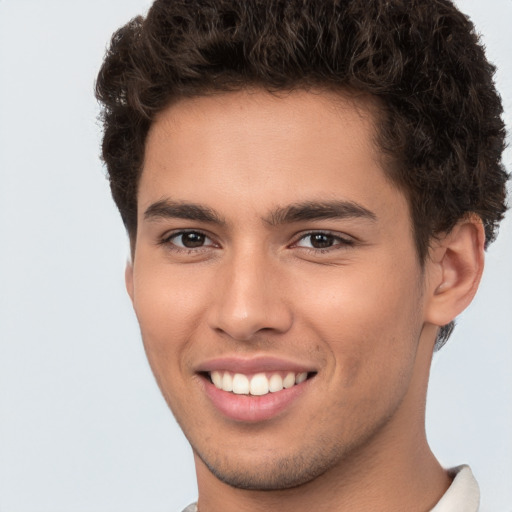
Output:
[425, 216, 485, 327]
[125, 260, 135, 303]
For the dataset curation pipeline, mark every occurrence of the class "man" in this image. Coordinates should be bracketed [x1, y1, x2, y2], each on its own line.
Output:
[95, 0, 508, 510]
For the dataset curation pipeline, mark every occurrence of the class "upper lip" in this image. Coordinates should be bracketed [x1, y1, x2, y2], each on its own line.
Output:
[195, 355, 317, 374]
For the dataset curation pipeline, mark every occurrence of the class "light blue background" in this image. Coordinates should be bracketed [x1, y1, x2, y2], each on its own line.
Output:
[0, 1, 510, 510]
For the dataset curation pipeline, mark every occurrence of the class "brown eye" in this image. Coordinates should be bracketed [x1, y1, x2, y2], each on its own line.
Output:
[295, 232, 354, 251]
[309, 233, 336, 249]
[181, 232, 205, 247]
[169, 231, 211, 249]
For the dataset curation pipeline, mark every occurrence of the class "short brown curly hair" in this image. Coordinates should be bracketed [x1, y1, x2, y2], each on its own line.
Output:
[96, 0, 508, 347]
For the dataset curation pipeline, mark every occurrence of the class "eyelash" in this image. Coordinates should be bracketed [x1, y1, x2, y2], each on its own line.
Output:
[292, 231, 356, 253]
[159, 230, 217, 253]
[159, 230, 355, 254]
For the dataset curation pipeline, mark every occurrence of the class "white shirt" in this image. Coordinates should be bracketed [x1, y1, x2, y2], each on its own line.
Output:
[430, 465, 480, 512]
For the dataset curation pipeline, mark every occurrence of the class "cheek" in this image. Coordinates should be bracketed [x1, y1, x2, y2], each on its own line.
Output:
[297, 259, 423, 386]
[131, 266, 210, 368]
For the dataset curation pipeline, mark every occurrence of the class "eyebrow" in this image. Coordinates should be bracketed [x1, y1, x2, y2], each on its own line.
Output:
[144, 199, 226, 225]
[266, 200, 377, 226]
[143, 198, 377, 226]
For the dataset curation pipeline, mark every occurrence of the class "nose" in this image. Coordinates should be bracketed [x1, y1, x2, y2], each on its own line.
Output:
[207, 249, 293, 341]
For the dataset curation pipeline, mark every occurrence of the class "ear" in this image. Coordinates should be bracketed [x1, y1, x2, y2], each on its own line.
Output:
[424, 216, 485, 327]
[125, 260, 135, 303]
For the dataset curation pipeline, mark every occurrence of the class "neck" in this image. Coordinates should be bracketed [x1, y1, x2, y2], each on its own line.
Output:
[195, 428, 450, 512]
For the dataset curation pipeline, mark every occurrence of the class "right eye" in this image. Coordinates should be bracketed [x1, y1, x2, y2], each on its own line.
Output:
[163, 230, 216, 250]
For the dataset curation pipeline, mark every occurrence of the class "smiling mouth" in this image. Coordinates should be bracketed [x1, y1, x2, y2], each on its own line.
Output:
[206, 370, 315, 396]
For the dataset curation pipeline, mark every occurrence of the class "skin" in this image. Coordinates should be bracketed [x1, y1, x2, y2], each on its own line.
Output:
[126, 89, 485, 511]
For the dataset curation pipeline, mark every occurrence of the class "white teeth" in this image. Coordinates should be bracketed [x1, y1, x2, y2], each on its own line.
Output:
[211, 370, 222, 389]
[232, 373, 250, 394]
[283, 372, 296, 389]
[210, 370, 309, 395]
[250, 373, 269, 396]
[222, 372, 233, 392]
[295, 372, 307, 384]
[268, 373, 284, 392]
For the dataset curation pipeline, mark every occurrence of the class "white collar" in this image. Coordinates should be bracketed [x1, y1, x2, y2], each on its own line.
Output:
[430, 465, 480, 512]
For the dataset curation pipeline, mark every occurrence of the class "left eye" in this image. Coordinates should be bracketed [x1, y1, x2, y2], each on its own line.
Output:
[168, 231, 213, 249]
[295, 232, 352, 249]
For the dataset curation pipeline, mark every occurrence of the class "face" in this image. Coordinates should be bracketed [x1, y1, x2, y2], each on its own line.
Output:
[128, 89, 435, 491]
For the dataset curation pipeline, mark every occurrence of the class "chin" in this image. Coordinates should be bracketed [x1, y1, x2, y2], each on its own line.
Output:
[192, 440, 343, 491]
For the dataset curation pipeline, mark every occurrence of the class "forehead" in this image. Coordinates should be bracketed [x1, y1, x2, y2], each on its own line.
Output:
[147, 89, 380, 162]
[139, 89, 407, 227]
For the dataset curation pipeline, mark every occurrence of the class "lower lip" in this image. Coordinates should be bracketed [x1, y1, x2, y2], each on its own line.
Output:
[202, 377, 311, 423]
